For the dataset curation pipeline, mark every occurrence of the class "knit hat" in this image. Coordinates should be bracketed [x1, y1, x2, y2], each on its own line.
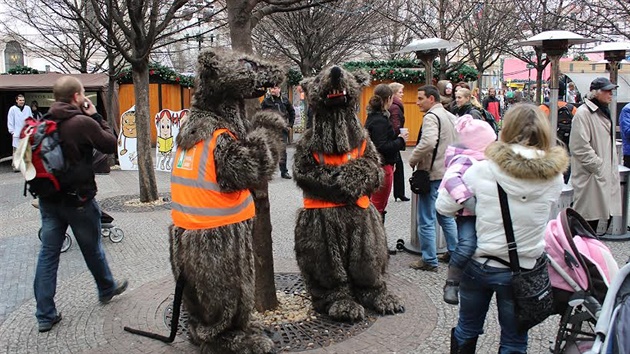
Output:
[455, 114, 497, 153]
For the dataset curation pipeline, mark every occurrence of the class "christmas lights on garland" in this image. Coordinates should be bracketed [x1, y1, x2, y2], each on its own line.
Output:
[117, 63, 195, 88]
[6, 65, 39, 74]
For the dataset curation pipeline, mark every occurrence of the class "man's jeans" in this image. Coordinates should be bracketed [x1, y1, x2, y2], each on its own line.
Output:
[450, 216, 477, 270]
[34, 198, 116, 324]
[416, 179, 457, 266]
[454, 260, 528, 354]
[279, 130, 289, 173]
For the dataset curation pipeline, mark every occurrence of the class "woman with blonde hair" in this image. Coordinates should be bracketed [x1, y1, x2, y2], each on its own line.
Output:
[436, 103, 568, 353]
[388, 82, 410, 201]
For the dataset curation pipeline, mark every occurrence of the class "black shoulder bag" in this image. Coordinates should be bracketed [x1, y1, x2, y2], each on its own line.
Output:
[409, 113, 440, 195]
[497, 183, 554, 333]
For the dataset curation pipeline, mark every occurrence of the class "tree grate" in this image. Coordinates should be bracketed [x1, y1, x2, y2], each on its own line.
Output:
[98, 193, 171, 213]
[164, 273, 376, 352]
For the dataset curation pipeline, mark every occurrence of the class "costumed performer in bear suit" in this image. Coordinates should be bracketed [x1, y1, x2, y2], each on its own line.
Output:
[292, 66, 405, 322]
[169, 49, 286, 354]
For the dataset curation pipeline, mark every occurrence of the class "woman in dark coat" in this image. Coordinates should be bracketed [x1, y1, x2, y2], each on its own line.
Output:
[365, 84, 408, 220]
[388, 82, 409, 201]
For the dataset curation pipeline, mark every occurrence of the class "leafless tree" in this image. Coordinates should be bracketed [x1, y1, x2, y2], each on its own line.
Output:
[585, 0, 630, 41]
[0, 0, 106, 73]
[252, 2, 378, 75]
[458, 0, 518, 88]
[51, 0, 220, 203]
[372, 0, 415, 59]
[376, 0, 478, 79]
[226, 0, 338, 312]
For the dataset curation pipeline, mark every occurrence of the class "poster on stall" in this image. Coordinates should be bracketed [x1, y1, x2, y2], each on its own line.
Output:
[155, 109, 188, 172]
[117, 106, 138, 170]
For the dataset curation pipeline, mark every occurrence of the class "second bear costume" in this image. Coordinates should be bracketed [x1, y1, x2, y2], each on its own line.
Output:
[293, 66, 404, 322]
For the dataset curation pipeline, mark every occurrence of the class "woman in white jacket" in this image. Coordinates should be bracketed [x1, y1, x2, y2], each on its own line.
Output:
[436, 104, 568, 354]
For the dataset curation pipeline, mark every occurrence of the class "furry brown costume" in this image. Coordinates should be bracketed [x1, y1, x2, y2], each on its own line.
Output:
[293, 66, 404, 322]
[169, 49, 285, 354]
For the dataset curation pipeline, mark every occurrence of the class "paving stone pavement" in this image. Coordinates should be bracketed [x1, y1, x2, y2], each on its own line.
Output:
[1, 146, 630, 354]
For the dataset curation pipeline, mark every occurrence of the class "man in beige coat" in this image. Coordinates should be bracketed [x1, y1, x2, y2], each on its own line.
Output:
[569, 77, 622, 231]
[408, 85, 458, 271]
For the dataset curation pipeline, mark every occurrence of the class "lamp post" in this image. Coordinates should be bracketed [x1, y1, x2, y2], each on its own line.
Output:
[517, 31, 594, 146]
[394, 38, 459, 85]
[393, 38, 458, 254]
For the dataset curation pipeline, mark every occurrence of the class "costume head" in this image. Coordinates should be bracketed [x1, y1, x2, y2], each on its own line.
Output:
[301, 66, 370, 154]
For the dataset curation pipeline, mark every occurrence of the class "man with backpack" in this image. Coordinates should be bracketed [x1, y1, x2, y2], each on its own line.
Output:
[261, 85, 295, 179]
[32, 76, 127, 333]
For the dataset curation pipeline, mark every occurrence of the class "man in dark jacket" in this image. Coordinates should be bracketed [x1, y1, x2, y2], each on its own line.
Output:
[261, 86, 295, 179]
[482, 87, 502, 122]
[34, 76, 127, 333]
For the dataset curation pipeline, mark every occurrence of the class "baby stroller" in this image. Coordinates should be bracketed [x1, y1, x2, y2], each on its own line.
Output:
[33, 200, 124, 253]
[586, 261, 630, 354]
[545, 208, 619, 353]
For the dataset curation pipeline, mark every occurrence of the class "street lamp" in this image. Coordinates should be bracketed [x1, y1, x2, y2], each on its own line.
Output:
[394, 38, 459, 85]
[517, 31, 594, 145]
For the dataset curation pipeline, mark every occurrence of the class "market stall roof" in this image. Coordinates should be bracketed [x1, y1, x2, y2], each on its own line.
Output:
[0, 73, 110, 91]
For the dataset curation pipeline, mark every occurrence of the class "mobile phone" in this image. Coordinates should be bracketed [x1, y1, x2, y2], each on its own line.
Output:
[83, 100, 90, 109]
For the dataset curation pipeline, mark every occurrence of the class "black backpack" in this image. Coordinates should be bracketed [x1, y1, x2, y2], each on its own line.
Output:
[546, 103, 574, 147]
[474, 108, 499, 134]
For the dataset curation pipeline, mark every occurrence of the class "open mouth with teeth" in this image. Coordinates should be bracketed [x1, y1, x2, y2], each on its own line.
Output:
[325, 89, 348, 107]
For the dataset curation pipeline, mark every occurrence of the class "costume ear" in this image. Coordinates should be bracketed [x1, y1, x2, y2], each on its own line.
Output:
[352, 70, 371, 87]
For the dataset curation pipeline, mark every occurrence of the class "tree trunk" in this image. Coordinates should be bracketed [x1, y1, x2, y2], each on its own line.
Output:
[227, 0, 279, 312]
[251, 184, 278, 312]
[131, 62, 159, 202]
[536, 67, 544, 105]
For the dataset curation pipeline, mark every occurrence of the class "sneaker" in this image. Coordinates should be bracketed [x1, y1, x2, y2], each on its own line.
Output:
[281, 172, 292, 179]
[38, 313, 62, 333]
[99, 280, 128, 304]
[438, 252, 451, 263]
[409, 260, 438, 272]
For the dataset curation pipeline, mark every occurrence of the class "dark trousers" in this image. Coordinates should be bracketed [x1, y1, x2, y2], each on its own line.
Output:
[279, 130, 289, 173]
[393, 153, 406, 199]
[624, 155, 630, 168]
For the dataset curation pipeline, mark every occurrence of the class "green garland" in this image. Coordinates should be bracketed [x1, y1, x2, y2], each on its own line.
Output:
[286, 68, 303, 86]
[117, 62, 195, 88]
[6, 65, 39, 74]
[342, 59, 478, 84]
[572, 53, 589, 62]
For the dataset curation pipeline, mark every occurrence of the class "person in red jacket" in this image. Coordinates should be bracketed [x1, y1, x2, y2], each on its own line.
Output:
[482, 87, 502, 121]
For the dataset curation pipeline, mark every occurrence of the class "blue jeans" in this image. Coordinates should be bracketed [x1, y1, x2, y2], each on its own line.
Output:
[454, 260, 528, 354]
[416, 179, 458, 266]
[34, 198, 116, 325]
[450, 216, 477, 270]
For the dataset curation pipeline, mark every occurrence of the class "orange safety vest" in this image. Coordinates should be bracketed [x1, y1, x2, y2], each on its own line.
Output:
[171, 128, 255, 230]
[303, 140, 370, 209]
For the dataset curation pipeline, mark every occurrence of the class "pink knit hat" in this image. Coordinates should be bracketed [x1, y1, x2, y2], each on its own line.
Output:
[455, 114, 497, 153]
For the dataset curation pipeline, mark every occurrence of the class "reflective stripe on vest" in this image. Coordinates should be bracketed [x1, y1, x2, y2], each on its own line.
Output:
[303, 140, 370, 209]
[171, 128, 255, 229]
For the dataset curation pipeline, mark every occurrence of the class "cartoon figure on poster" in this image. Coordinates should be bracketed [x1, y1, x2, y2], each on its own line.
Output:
[155, 109, 188, 172]
[117, 106, 138, 170]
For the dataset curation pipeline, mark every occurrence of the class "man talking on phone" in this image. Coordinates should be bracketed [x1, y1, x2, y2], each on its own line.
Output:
[33, 76, 128, 333]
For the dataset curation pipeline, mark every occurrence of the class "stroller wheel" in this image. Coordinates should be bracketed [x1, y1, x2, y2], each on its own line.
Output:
[38, 229, 72, 253]
[101, 228, 111, 238]
[61, 234, 72, 253]
[109, 227, 124, 243]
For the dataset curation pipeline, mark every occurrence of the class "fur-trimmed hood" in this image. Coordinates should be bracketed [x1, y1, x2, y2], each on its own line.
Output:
[485, 142, 569, 181]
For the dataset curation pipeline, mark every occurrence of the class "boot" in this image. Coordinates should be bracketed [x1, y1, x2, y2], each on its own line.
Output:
[451, 328, 478, 354]
[444, 266, 463, 305]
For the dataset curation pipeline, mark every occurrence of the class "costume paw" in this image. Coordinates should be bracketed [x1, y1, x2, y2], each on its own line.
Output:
[250, 111, 286, 133]
[242, 334, 275, 354]
[371, 292, 405, 315]
[328, 299, 365, 322]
